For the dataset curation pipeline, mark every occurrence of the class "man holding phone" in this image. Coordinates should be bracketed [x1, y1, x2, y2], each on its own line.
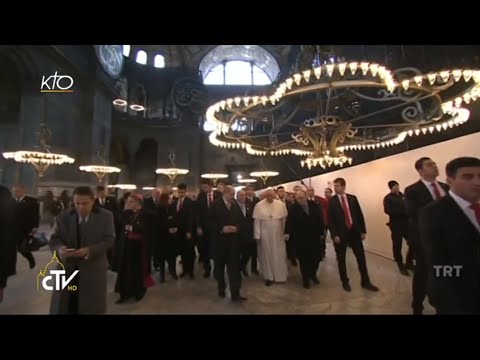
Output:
[49, 186, 115, 314]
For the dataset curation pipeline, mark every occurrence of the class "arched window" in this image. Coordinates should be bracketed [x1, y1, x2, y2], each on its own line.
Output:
[154, 54, 165, 68]
[136, 50, 147, 65]
[200, 45, 279, 86]
[123, 45, 131, 57]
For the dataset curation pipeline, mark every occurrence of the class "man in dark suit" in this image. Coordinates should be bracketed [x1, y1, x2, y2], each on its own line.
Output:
[306, 185, 328, 260]
[0, 185, 16, 304]
[94, 185, 119, 214]
[245, 184, 260, 275]
[12, 184, 40, 269]
[236, 189, 255, 277]
[419, 157, 480, 314]
[169, 183, 195, 279]
[383, 180, 412, 276]
[142, 187, 162, 271]
[285, 189, 325, 289]
[195, 179, 222, 277]
[209, 185, 246, 302]
[94, 185, 119, 267]
[328, 178, 379, 292]
[404, 157, 449, 314]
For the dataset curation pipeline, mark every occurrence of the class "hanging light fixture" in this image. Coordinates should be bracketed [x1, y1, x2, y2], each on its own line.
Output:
[250, 171, 279, 186]
[79, 165, 121, 182]
[205, 46, 479, 169]
[201, 173, 228, 185]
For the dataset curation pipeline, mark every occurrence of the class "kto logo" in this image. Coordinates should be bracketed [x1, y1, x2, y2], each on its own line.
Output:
[37, 251, 79, 291]
[40, 71, 74, 93]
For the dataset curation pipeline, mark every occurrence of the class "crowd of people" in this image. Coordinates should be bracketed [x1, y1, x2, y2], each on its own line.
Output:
[0, 156, 479, 315]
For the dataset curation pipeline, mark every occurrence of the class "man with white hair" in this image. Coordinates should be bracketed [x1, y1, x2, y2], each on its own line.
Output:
[253, 189, 289, 286]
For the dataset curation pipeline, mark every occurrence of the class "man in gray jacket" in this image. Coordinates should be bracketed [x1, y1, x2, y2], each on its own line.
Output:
[49, 186, 115, 314]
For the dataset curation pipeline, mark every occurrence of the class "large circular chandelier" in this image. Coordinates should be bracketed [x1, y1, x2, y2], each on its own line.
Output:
[2, 151, 75, 177]
[206, 59, 479, 169]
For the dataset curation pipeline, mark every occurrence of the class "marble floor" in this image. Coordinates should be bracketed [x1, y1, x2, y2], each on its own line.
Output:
[0, 231, 434, 315]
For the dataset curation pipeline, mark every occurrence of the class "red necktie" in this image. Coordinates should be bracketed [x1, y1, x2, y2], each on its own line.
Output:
[431, 183, 443, 200]
[470, 203, 480, 226]
[208, 193, 213, 207]
[341, 196, 353, 229]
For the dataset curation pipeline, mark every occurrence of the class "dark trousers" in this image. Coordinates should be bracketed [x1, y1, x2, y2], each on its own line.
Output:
[214, 236, 242, 295]
[333, 230, 370, 285]
[180, 233, 195, 276]
[158, 237, 177, 279]
[286, 236, 297, 263]
[198, 229, 212, 273]
[240, 240, 258, 272]
[16, 235, 35, 266]
[298, 251, 320, 282]
[390, 222, 413, 266]
[411, 235, 427, 313]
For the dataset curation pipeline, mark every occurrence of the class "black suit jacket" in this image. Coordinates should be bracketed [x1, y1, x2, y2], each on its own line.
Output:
[286, 201, 325, 244]
[13, 195, 40, 236]
[328, 194, 366, 240]
[208, 200, 243, 242]
[94, 196, 118, 214]
[0, 186, 16, 288]
[236, 201, 254, 242]
[195, 190, 222, 230]
[419, 195, 480, 313]
[168, 196, 194, 234]
[404, 180, 449, 241]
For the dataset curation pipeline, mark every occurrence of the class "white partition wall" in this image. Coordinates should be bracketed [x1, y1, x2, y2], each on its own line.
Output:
[277, 132, 480, 259]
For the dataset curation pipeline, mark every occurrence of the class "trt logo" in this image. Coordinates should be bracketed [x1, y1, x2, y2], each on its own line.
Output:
[433, 265, 462, 278]
[37, 252, 79, 291]
[40, 71, 74, 93]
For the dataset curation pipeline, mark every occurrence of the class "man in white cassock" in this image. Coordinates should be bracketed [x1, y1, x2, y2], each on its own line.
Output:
[253, 189, 289, 286]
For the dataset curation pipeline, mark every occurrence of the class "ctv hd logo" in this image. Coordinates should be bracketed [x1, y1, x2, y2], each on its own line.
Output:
[40, 71, 74, 93]
[37, 251, 79, 291]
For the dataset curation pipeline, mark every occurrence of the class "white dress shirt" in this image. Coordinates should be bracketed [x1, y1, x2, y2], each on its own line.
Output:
[449, 190, 480, 232]
[421, 178, 446, 200]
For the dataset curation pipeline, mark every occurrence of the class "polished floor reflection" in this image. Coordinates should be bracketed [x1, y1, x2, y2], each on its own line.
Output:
[0, 231, 434, 315]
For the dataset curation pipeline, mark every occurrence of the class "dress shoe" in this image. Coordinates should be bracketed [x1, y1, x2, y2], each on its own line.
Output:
[241, 269, 249, 277]
[361, 282, 379, 292]
[303, 281, 310, 289]
[115, 297, 128, 304]
[28, 257, 36, 269]
[203, 271, 211, 278]
[265, 280, 273, 286]
[218, 289, 226, 298]
[231, 295, 247, 302]
[342, 283, 351, 292]
[135, 290, 146, 301]
[399, 268, 410, 276]
[290, 259, 298, 267]
[311, 276, 320, 284]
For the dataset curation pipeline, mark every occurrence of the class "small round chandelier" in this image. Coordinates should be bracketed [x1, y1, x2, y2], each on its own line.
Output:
[237, 178, 257, 183]
[79, 165, 121, 182]
[206, 47, 479, 169]
[2, 151, 75, 177]
[250, 171, 279, 185]
[107, 184, 137, 190]
[201, 173, 228, 185]
[156, 168, 189, 183]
